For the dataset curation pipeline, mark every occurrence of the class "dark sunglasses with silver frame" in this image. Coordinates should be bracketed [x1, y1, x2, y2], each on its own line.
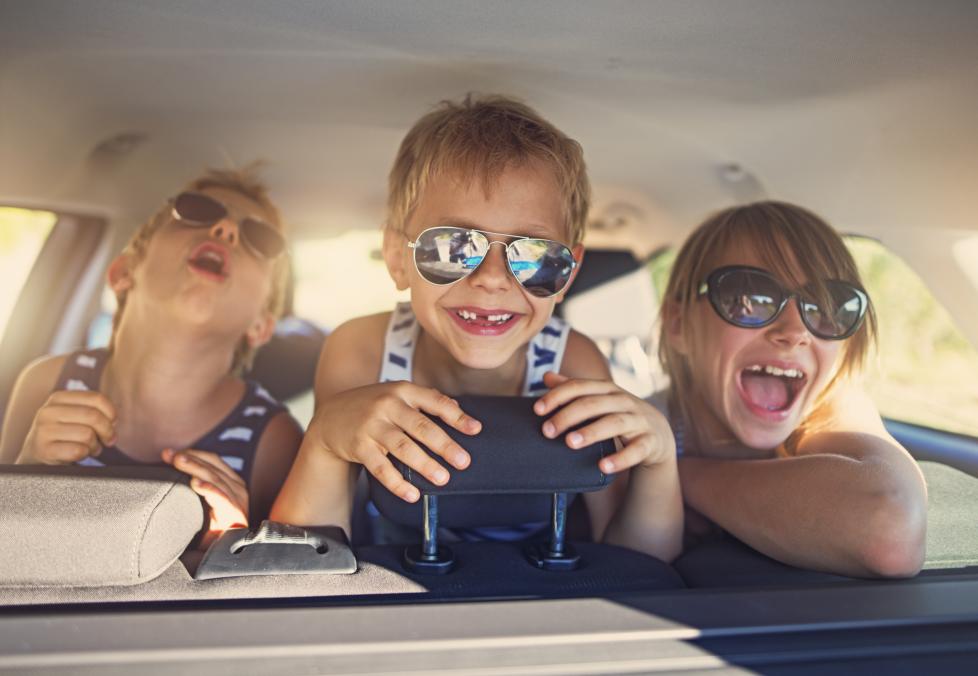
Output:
[170, 191, 286, 260]
[407, 225, 577, 298]
[698, 265, 869, 340]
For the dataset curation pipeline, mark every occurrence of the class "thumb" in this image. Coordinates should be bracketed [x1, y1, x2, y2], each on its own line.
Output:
[542, 371, 569, 388]
[160, 448, 176, 464]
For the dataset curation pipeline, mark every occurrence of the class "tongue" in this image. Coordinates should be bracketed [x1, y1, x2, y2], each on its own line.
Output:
[742, 373, 790, 411]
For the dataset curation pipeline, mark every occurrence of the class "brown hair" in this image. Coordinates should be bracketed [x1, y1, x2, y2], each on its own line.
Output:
[658, 201, 877, 453]
[386, 93, 591, 245]
[111, 164, 289, 373]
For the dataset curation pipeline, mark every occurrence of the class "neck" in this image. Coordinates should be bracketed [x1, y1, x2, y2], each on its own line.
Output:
[413, 332, 526, 397]
[681, 392, 773, 460]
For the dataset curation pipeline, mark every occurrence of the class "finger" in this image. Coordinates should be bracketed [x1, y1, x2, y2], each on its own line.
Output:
[44, 403, 116, 446]
[47, 390, 117, 424]
[381, 428, 451, 486]
[542, 393, 638, 439]
[533, 377, 619, 417]
[170, 452, 243, 506]
[360, 444, 421, 503]
[174, 449, 246, 490]
[41, 441, 95, 464]
[561, 412, 648, 450]
[189, 478, 248, 527]
[408, 386, 482, 436]
[599, 435, 664, 474]
[394, 401, 470, 470]
[45, 422, 104, 456]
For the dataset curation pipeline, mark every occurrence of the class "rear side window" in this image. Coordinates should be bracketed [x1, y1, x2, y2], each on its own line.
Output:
[0, 207, 58, 338]
[847, 237, 978, 437]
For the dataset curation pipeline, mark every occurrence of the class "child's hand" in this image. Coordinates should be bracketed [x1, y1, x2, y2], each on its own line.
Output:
[18, 390, 117, 464]
[162, 448, 248, 549]
[312, 382, 481, 503]
[534, 371, 676, 474]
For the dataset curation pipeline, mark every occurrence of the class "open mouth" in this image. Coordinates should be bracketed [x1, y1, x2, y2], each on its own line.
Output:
[739, 363, 807, 414]
[454, 308, 515, 327]
[188, 243, 229, 279]
[448, 307, 522, 335]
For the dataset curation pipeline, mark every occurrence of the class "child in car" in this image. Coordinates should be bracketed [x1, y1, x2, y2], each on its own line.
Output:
[272, 95, 683, 561]
[656, 200, 927, 577]
[0, 166, 303, 547]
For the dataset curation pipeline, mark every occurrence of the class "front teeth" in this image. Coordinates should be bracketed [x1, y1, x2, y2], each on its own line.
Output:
[456, 310, 513, 323]
[746, 364, 804, 379]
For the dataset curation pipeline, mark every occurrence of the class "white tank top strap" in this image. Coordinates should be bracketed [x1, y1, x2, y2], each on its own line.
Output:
[378, 302, 421, 383]
[377, 302, 570, 395]
[522, 314, 570, 396]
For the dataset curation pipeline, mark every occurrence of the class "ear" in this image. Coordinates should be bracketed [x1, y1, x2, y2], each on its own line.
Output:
[382, 226, 411, 291]
[245, 311, 276, 350]
[554, 244, 585, 305]
[107, 254, 134, 299]
[662, 299, 689, 355]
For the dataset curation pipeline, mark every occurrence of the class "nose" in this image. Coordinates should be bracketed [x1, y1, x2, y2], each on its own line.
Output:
[468, 241, 513, 293]
[208, 218, 239, 248]
[766, 297, 812, 348]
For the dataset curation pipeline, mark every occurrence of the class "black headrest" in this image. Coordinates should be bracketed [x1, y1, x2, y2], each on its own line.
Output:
[563, 249, 642, 299]
[368, 395, 614, 529]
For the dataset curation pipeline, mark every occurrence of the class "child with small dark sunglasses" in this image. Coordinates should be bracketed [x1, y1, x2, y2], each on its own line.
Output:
[272, 95, 683, 561]
[655, 200, 927, 577]
[0, 166, 303, 548]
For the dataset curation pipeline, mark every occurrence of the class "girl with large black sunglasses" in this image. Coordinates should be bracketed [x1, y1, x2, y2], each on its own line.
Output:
[654, 200, 927, 578]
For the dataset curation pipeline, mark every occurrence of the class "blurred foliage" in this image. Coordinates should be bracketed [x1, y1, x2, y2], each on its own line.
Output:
[647, 237, 978, 438]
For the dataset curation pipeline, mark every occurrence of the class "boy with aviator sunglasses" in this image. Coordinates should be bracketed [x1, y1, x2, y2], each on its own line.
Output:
[657, 201, 927, 577]
[272, 95, 683, 560]
[1, 166, 303, 548]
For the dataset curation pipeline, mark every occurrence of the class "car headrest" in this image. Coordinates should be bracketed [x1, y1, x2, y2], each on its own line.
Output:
[368, 395, 614, 530]
[0, 465, 204, 587]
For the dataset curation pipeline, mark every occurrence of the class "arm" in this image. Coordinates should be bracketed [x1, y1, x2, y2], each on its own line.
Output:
[1, 355, 66, 463]
[679, 386, 927, 577]
[536, 331, 684, 561]
[248, 410, 303, 521]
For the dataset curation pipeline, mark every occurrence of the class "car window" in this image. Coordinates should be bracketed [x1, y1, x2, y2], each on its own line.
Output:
[848, 237, 978, 437]
[0, 207, 58, 338]
[647, 239, 978, 438]
[292, 230, 406, 331]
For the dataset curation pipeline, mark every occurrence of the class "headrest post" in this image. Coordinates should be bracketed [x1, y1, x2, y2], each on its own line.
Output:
[403, 494, 455, 575]
[525, 491, 581, 571]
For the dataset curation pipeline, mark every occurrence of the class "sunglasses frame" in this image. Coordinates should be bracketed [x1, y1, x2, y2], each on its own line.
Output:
[406, 225, 577, 299]
[169, 191, 285, 260]
[698, 265, 868, 340]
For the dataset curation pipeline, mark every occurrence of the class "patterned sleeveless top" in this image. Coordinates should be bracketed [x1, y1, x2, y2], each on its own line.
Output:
[54, 348, 286, 484]
[375, 302, 571, 542]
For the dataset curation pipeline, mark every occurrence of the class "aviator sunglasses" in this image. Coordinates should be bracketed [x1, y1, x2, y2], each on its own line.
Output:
[170, 191, 286, 259]
[698, 265, 869, 340]
[407, 226, 577, 298]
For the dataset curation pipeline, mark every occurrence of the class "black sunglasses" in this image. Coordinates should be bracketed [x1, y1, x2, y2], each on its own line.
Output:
[407, 226, 577, 298]
[170, 191, 285, 259]
[698, 265, 869, 340]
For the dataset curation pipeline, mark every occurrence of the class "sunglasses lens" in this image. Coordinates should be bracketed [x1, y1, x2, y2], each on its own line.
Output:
[414, 227, 489, 284]
[508, 239, 576, 297]
[800, 281, 866, 338]
[240, 217, 285, 258]
[172, 192, 226, 225]
[712, 269, 783, 327]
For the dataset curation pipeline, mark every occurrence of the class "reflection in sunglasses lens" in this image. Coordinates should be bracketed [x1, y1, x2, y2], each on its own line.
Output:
[174, 192, 226, 224]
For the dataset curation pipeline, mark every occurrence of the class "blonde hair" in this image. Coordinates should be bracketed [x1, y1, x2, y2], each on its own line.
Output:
[658, 201, 877, 454]
[111, 164, 290, 373]
[387, 93, 591, 245]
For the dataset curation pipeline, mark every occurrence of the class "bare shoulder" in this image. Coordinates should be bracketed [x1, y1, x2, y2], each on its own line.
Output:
[315, 312, 392, 396]
[818, 382, 891, 437]
[559, 329, 612, 380]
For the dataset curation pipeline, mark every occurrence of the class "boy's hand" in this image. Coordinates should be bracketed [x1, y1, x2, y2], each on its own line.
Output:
[534, 371, 676, 474]
[313, 382, 481, 503]
[162, 448, 248, 549]
[18, 390, 117, 464]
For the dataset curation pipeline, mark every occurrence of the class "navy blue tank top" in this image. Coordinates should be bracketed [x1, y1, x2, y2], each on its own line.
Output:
[54, 348, 286, 485]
